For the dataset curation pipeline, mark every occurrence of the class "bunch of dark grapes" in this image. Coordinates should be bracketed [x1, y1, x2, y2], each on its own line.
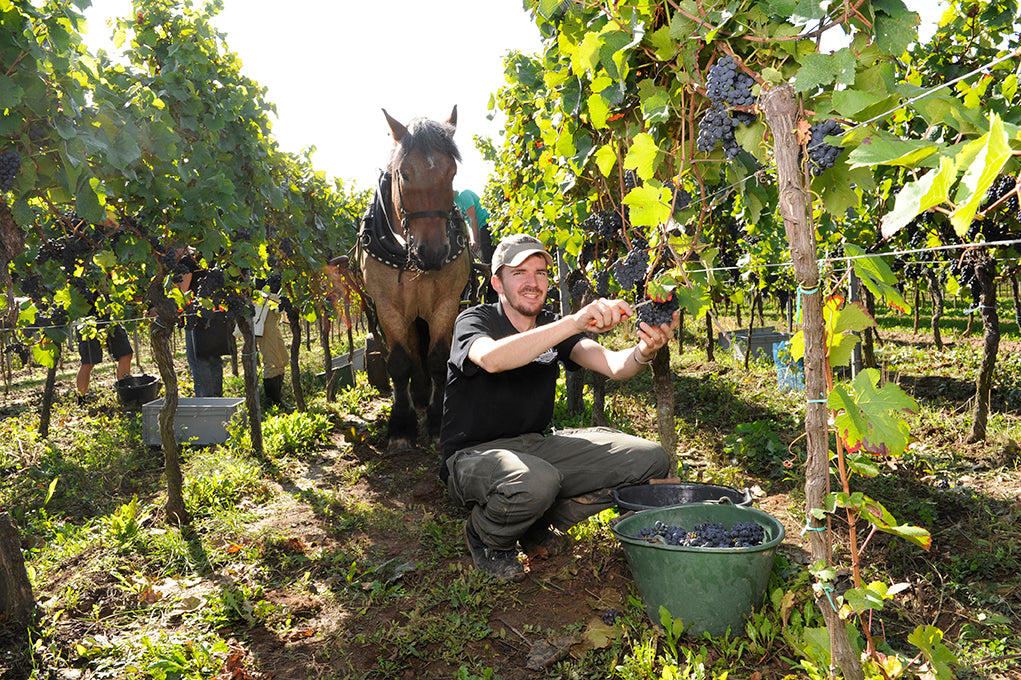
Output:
[17, 273, 45, 301]
[705, 56, 737, 101]
[595, 269, 610, 297]
[635, 295, 678, 328]
[730, 521, 765, 547]
[698, 56, 757, 157]
[634, 519, 766, 548]
[613, 246, 648, 291]
[807, 120, 844, 176]
[581, 209, 623, 239]
[4, 343, 30, 366]
[697, 102, 740, 158]
[905, 211, 933, 249]
[600, 608, 622, 625]
[981, 175, 1019, 215]
[194, 268, 226, 300]
[624, 169, 638, 190]
[664, 181, 691, 212]
[685, 522, 731, 548]
[34, 239, 64, 266]
[978, 175, 1019, 238]
[706, 55, 754, 107]
[0, 150, 21, 192]
[570, 277, 590, 302]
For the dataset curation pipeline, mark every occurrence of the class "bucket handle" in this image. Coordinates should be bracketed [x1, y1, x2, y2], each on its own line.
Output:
[712, 496, 735, 505]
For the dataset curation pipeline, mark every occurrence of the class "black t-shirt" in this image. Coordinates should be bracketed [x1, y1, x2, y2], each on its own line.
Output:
[438, 302, 584, 481]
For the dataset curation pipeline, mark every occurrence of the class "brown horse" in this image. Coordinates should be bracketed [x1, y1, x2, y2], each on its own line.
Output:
[358, 107, 471, 450]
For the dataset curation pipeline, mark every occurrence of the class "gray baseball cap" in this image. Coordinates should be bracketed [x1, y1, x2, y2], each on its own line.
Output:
[491, 233, 554, 273]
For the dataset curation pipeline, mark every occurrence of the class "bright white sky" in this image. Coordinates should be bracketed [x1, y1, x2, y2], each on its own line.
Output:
[82, 1, 943, 195]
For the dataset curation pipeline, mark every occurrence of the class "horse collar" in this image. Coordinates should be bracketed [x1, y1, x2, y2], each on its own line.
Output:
[359, 171, 467, 273]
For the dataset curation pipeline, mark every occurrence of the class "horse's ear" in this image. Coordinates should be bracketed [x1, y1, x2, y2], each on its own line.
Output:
[447, 105, 457, 129]
[382, 108, 408, 142]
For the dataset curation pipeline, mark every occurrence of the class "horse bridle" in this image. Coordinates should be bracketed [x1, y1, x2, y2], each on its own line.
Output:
[392, 170, 453, 232]
[364, 170, 466, 276]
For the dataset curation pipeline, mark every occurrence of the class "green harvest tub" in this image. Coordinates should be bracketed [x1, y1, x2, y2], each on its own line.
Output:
[611, 503, 785, 637]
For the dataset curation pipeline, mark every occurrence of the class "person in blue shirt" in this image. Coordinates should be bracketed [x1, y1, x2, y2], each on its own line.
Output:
[455, 189, 493, 263]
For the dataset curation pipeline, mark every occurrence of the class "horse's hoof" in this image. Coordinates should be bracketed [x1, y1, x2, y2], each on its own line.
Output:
[387, 438, 415, 454]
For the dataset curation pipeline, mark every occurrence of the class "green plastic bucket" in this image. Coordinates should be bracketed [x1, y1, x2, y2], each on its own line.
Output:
[611, 503, 785, 637]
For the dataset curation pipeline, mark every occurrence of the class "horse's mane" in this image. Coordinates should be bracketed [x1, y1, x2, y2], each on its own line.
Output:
[389, 117, 461, 172]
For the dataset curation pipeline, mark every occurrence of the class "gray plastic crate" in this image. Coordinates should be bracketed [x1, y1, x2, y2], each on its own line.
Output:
[314, 346, 365, 385]
[717, 327, 791, 363]
[142, 397, 244, 447]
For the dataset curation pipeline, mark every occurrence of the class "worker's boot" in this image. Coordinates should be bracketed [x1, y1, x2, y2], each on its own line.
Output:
[263, 374, 284, 408]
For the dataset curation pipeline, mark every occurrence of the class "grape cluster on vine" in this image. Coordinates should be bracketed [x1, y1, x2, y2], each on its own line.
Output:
[595, 270, 610, 297]
[0, 150, 21, 192]
[698, 55, 757, 158]
[634, 519, 765, 548]
[635, 296, 678, 328]
[624, 169, 638, 190]
[807, 120, 844, 175]
[697, 102, 740, 159]
[976, 175, 1020, 239]
[705, 56, 754, 108]
[581, 209, 623, 239]
[613, 245, 647, 291]
[663, 180, 691, 212]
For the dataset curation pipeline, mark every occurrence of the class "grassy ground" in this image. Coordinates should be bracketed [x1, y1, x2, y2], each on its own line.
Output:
[0, 300, 1019, 680]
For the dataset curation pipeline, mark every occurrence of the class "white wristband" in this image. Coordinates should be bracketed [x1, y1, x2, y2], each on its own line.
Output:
[633, 346, 654, 365]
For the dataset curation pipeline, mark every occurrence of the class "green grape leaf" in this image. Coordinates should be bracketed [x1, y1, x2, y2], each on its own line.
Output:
[845, 244, 910, 314]
[845, 452, 881, 478]
[847, 133, 940, 168]
[622, 132, 662, 181]
[622, 184, 671, 227]
[873, 2, 919, 56]
[827, 369, 917, 458]
[0, 74, 24, 107]
[588, 92, 610, 129]
[674, 283, 708, 318]
[907, 626, 958, 680]
[648, 25, 677, 61]
[856, 496, 932, 550]
[880, 157, 957, 238]
[33, 339, 58, 369]
[950, 112, 1011, 235]
[594, 143, 617, 177]
[638, 79, 670, 123]
[831, 88, 884, 118]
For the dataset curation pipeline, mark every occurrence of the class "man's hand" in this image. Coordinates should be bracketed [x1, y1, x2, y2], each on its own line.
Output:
[634, 310, 680, 361]
[572, 298, 633, 333]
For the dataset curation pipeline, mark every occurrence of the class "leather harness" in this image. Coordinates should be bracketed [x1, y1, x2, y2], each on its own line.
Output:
[358, 171, 468, 276]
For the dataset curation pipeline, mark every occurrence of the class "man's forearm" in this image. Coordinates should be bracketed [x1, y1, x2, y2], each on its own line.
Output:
[469, 316, 580, 373]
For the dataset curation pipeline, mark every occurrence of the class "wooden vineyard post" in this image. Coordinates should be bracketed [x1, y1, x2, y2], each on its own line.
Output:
[760, 84, 863, 680]
[0, 513, 35, 625]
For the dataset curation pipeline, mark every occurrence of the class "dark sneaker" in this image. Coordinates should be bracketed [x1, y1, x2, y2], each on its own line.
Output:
[520, 524, 573, 561]
[463, 521, 525, 582]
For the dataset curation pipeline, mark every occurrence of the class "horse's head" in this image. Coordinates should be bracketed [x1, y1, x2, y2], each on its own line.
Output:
[383, 106, 461, 271]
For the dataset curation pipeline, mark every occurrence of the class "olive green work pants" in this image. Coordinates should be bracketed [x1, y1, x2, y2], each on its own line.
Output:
[445, 427, 672, 551]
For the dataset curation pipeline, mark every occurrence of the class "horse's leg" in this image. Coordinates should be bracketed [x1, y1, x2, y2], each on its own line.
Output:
[425, 343, 448, 440]
[386, 342, 417, 451]
[408, 318, 430, 411]
[423, 255, 471, 442]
